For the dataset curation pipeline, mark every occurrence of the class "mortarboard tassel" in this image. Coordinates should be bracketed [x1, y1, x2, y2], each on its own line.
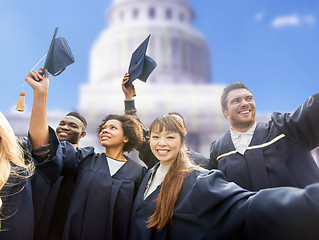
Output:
[15, 53, 48, 112]
[16, 90, 26, 112]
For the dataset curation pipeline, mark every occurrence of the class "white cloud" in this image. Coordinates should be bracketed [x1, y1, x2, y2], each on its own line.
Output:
[255, 12, 264, 21]
[303, 14, 316, 24]
[271, 14, 316, 28]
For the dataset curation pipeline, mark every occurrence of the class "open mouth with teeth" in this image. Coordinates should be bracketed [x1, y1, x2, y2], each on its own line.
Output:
[157, 149, 170, 156]
[239, 110, 250, 115]
[58, 132, 69, 137]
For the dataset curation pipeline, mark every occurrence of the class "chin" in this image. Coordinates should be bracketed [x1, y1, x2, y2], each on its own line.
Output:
[59, 137, 68, 141]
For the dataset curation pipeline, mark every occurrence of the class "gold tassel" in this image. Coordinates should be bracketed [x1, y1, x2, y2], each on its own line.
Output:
[16, 91, 26, 112]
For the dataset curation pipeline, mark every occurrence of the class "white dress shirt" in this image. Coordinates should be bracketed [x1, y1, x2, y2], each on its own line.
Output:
[144, 164, 171, 199]
[230, 122, 257, 155]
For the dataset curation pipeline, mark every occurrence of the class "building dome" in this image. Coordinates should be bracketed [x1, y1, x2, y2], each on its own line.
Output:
[89, 0, 209, 85]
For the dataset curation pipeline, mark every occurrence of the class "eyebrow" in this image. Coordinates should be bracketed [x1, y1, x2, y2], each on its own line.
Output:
[230, 94, 253, 101]
[103, 123, 119, 128]
[60, 120, 80, 126]
[151, 130, 176, 134]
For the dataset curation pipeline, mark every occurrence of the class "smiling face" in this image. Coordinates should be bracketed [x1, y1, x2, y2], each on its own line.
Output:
[150, 126, 183, 166]
[99, 119, 128, 150]
[56, 115, 86, 145]
[222, 88, 256, 132]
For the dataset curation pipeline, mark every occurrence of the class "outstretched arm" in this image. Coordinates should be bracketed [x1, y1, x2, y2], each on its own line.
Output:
[25, 69, 49, 148]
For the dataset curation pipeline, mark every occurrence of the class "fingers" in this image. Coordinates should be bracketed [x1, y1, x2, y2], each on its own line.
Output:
[24, 68, 49, 93]
[43, 69, 49, 79]
[122, 73, 130, 84]
[25, 70, 43, 83]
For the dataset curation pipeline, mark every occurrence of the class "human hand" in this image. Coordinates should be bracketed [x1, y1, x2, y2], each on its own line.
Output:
[121, 73, 136, 100]
[25, 68, 49, 95]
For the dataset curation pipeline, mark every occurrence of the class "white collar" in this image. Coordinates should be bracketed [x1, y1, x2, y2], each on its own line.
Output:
[230, 122, 257, 139]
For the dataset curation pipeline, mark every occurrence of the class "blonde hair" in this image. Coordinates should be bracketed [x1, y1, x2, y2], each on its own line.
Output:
[147, 115, 194, 230]
[0, 112, 34, 227]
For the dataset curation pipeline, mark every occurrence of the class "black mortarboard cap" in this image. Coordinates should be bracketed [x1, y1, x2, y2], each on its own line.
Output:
[125, 34, 157, 87]
[42, 27, 75, 76]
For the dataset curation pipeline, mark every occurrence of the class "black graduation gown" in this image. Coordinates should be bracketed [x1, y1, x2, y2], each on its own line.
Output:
[0, 168, 34, 240]
[32, 127, 146, 240]
[31, 173, 75, 240]
[19, 135, 73, 240]
[187, 148, 209, 169]
[131, 169, 319, 240]
[130, 167, 211, 240]
[209, 93, 319, 191]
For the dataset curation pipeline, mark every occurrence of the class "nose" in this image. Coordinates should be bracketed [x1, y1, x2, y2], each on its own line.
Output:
[158, 137, 167, 146]
[241, 99, 249, 107]
[101, 127, 109, 134]
[60, 124, 70, 130]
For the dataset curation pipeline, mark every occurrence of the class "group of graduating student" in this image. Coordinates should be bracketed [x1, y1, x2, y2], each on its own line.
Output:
[1, 66, 319, 240]
[2, 46, 319, 239]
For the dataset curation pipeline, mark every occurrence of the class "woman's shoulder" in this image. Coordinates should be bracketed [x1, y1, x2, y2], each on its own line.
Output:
[2, 165, 30, 196]
[181, 167, 209, 188]
[190, 166, 209, 176]
[9, 164, 29, 178]
[74, 146, 96, 158]
[126, 157, 148, 173]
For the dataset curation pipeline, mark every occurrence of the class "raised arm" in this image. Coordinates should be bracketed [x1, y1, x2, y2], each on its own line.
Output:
[25, 69, 49, 148]
[121, 73, 136, 101]
[272, 93, 319, 150]
[121, 73, 138, 116]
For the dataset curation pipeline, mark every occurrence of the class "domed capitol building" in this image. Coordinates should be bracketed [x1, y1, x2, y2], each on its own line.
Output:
[77, 0, 228, 154]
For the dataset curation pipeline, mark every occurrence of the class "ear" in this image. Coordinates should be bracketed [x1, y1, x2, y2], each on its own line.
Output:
[80, 130, 86, 138]
[123, 136, 129, 143]
[221, 107, 228, 119]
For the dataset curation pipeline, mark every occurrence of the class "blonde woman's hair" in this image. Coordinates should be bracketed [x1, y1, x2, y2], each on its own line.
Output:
[0, 112, 34, 227]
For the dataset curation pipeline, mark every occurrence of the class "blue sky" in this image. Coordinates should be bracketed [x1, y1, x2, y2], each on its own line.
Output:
[0, 0, 318, 114]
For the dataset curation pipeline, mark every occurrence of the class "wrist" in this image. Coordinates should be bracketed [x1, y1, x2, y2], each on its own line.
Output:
[125, 95, 133, 100]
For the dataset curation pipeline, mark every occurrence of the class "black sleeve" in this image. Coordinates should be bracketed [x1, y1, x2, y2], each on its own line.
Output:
[272, 93, 319, 150]
[208, 141, 218, 169]
[124, 99, 159, 168]
[124, 100, 137, 116]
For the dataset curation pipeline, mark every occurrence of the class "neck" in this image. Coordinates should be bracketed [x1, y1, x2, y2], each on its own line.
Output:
[231, 121, 255, 133]
[105, 147, 126, 161]
[72, 143, 79, 148]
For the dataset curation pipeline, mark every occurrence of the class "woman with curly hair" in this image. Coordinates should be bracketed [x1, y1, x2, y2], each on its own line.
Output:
[26, 69, 146, 240]
[0, 112, 34, 239]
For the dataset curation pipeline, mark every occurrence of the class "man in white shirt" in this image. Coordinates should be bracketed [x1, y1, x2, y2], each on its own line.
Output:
[209, 82, 319, 191]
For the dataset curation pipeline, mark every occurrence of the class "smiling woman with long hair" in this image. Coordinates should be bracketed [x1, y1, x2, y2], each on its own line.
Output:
[130, 114, 208, 239]
[0, 112, 34, 239]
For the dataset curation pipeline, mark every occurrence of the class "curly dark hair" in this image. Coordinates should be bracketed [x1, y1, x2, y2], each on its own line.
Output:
[97, 114, 144, 152]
